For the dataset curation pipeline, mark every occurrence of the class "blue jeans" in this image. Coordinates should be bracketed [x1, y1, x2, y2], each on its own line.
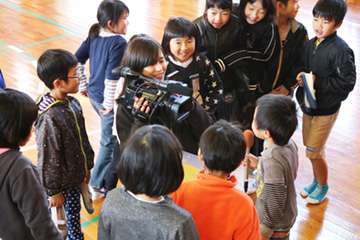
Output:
[89, 99, 117, 189]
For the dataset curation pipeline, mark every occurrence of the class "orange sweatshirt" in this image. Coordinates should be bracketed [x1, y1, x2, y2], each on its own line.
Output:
[171, 170, 261, 240]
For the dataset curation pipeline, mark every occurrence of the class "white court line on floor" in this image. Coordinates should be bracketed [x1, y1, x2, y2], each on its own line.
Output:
[7, 45, 23, 53]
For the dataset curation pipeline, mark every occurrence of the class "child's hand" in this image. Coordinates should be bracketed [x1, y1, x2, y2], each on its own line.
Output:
[49, 193, 65, 208]
[134, 96, 150, 114]
[296, 72, 306, 87]
[242, 153, 259, 169]
[100, 109, 112, 115]
[271, 85, 289, 95]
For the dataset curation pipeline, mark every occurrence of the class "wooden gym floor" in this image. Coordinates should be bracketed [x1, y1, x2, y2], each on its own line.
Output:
[0, 0, 360, 239]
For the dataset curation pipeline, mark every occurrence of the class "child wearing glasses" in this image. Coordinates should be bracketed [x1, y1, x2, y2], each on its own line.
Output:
[35, 49, 94, 240]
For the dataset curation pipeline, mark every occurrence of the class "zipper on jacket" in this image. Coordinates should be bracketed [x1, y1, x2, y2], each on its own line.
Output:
[67, 98, 88, 173]
[272, 40, 287, 89]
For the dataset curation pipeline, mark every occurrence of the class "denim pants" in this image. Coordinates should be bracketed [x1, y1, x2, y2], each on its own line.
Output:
[89, 99, 117, 189]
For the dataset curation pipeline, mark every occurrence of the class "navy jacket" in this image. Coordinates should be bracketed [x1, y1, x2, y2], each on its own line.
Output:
[296, 32, 356, 116]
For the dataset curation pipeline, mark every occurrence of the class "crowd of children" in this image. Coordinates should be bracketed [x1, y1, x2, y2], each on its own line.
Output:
[0, 0, 356, 239]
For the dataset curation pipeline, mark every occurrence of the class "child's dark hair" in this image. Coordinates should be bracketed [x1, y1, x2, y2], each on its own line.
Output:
[239, 0, 276, 24]
[37, 49, 78, 90]
[0, 88, 38, 148]
[122, 37, 163, 74]
[276, 0, 289, 6]
[255, 95, 297, 146]
[118, 125, 184, 197]
[205, 0, 233, 12]
[199, 120, 246, 173]
[118, 36, 164, 97]
[313, 0, 347, 26]
[161, 17, 200, 56]
[89, 0, 129, 38]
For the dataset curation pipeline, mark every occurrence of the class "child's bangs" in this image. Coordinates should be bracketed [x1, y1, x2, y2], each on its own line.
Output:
[206, 0, 232, 10]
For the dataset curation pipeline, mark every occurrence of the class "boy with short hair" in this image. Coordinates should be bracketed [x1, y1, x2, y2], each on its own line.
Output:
[171, 120, 261, 240]
[262, 0, 308, 95]
[295, 0, 356, 204]
[247, 94, 299, 240]
[35, 49, 94, 240]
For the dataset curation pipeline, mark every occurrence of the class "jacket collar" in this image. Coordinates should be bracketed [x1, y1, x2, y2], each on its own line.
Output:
[37, 93, 72, 114]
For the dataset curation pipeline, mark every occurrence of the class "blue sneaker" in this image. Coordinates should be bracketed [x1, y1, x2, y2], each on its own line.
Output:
[306, 184, 329, 204]
[300, 179, 318, 197]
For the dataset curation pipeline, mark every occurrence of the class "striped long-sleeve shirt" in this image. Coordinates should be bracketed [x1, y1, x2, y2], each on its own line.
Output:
[255, 139, 299, 237]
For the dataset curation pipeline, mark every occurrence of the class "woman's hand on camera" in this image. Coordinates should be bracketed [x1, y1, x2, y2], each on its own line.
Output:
[134, 96, 150, 114]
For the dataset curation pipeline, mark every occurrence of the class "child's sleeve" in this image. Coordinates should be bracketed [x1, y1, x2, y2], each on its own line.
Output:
[78, 63, 88, 92]
[12, 163, 62, 239]
[103, 40, 127, 110]
[98, 198, 112, 240]
[199, 55, 223, 114]
[215, 23, 276, 73]
[283, 27, 308, 91]
[233, 198, 261, 240]
[36, 115, 64, 197]
[314, 47, 356, 97]
[259, 183, 287, 237]
[258, 159, 287, 238]
[185, 100, 215, 142]
[177, 216, 200, 240]
[74, 38, 90, 64]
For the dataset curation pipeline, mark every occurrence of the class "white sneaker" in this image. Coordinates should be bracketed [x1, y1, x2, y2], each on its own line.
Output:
[51, 206, 67, 239]
[90, 187, 105, 200]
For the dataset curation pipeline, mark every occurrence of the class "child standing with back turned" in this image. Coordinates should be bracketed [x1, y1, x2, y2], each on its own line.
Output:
[171, 120, 260, 240]
[296, 0, 356, 204]
[35, 49, 94, 240]
[0, 88, 62, 240]
[247, 94, 299, 240]
[98, 124, 200, 239]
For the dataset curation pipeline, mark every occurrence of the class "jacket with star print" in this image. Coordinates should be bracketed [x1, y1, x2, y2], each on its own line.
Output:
[165, 53, 223, 116]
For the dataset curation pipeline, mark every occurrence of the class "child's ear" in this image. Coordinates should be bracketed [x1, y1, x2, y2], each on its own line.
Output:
[107, 20, 114, 30]
[264, 129, 271, 139]
[197, 148, 204, 162]
[335, 20, 343, 29]
[277, 1, 285, 10]
[53, 79, 63, 89]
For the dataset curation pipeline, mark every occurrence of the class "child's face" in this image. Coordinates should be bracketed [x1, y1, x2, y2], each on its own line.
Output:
[169, 36, 195, 63]
[113, 11, 129, 35]
[62, 66, 80, 94]
[206, 6, 231, 29]
[313, 15, 340, 43]
[279, 0, 300, 20]
[141, 50, 167, 80]
[244, 0, 267, 25]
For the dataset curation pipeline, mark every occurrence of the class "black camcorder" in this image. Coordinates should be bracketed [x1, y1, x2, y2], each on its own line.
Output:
[112, 66, 193, 123]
